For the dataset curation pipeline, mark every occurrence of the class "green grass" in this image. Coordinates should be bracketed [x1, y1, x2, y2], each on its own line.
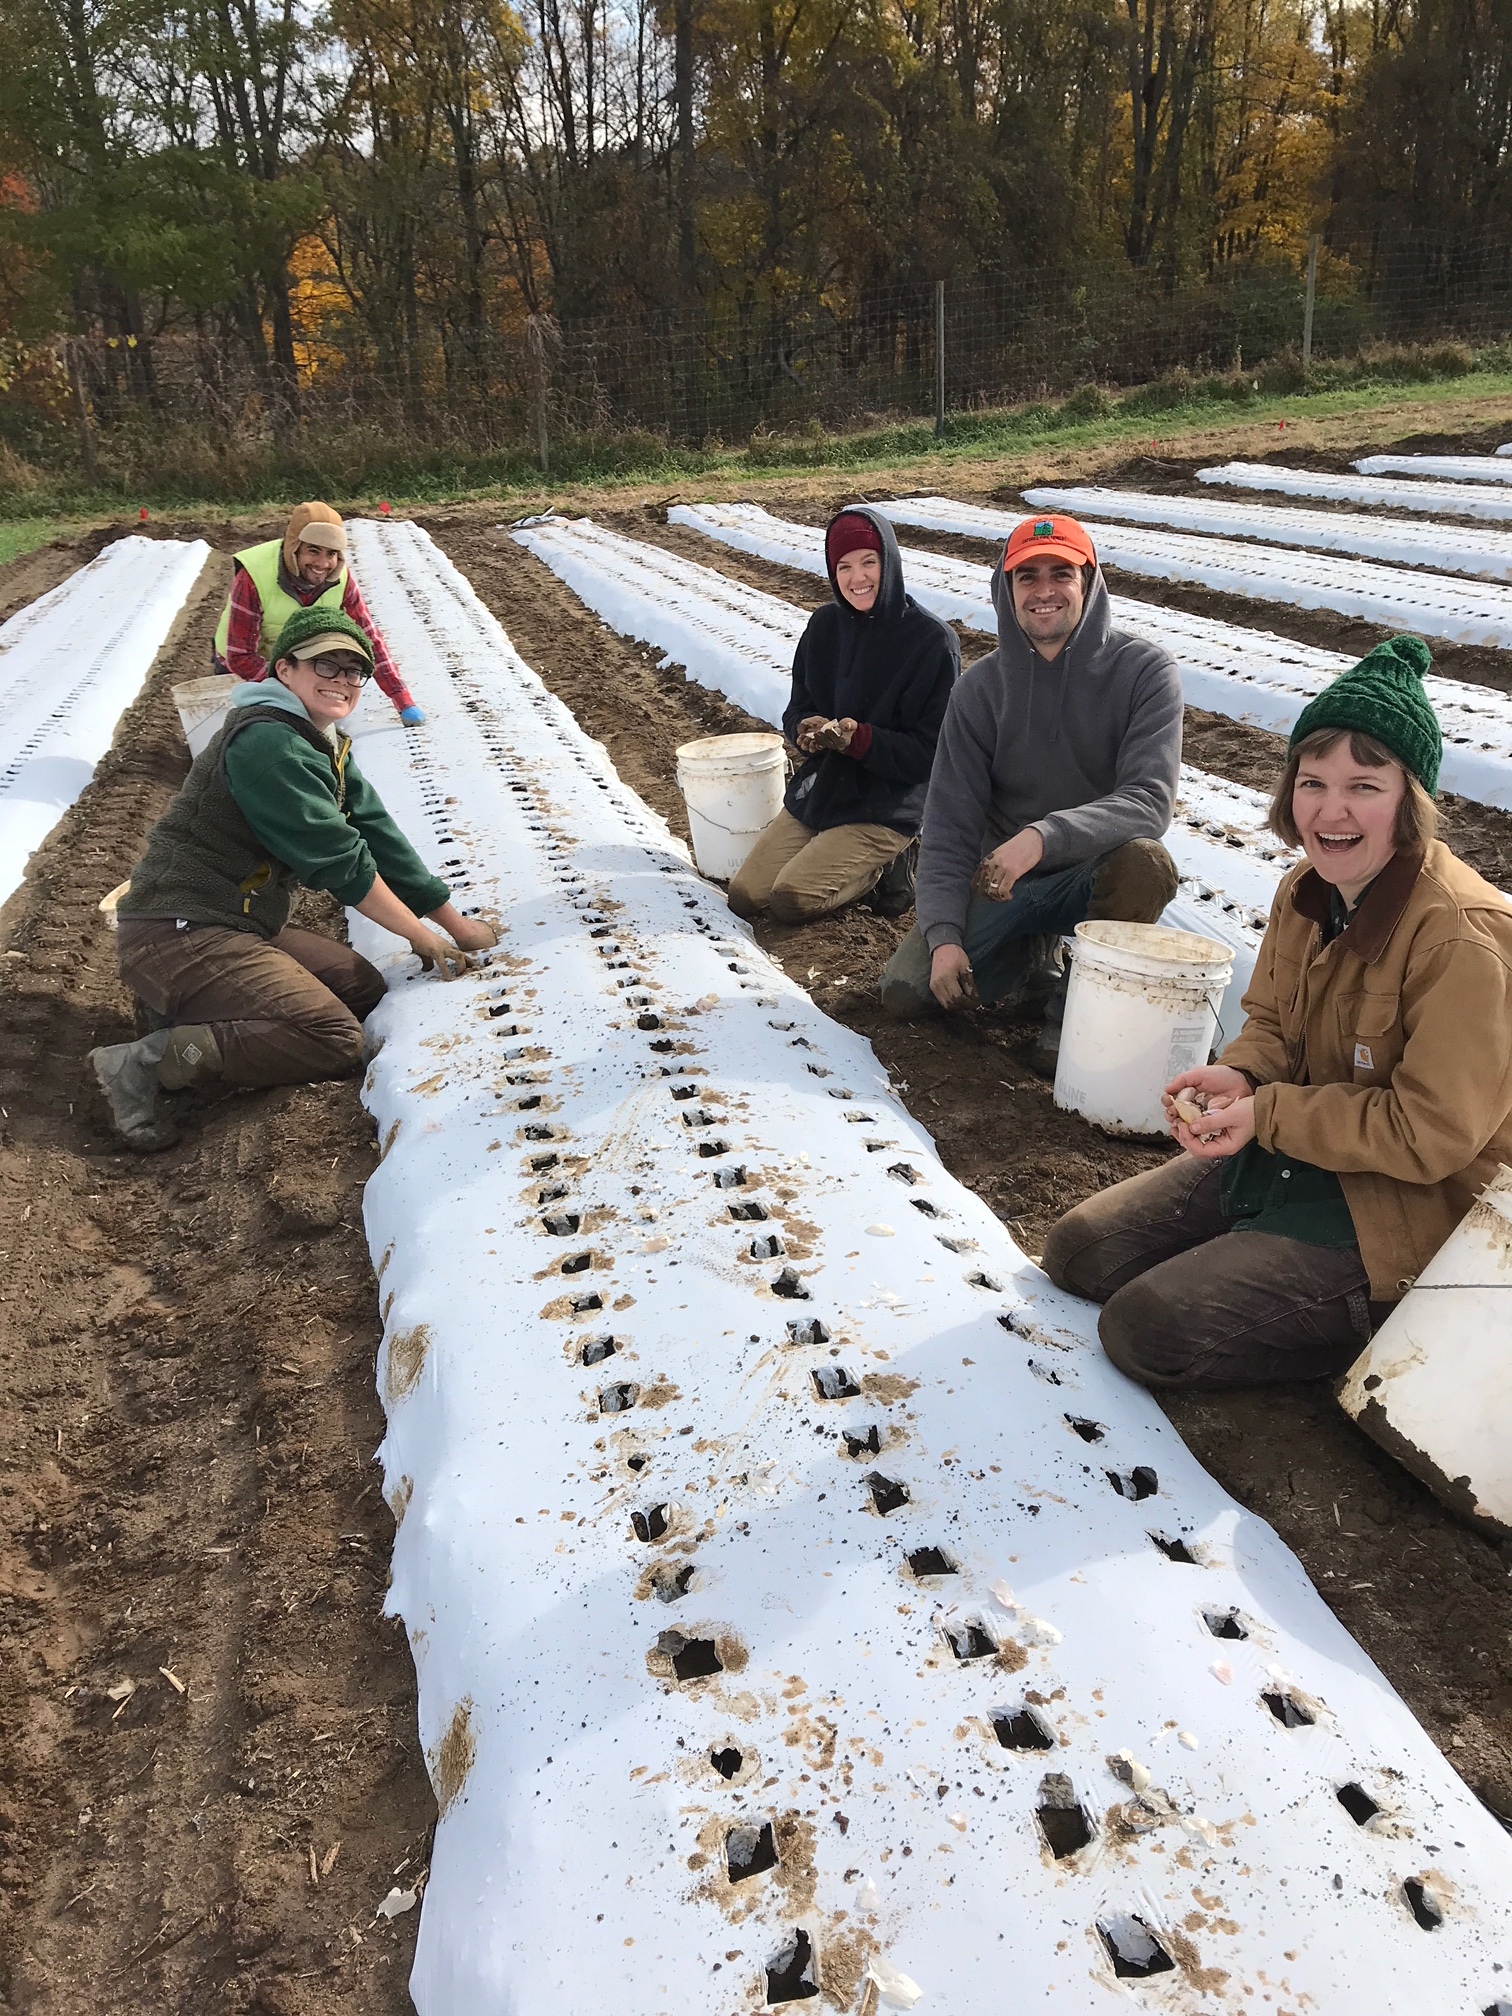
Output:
[5, 354, 1512, 535]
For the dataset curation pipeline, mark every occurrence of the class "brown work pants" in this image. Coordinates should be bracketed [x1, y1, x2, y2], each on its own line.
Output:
[118, 918, 386, 1089]
[726, 809, 909, 924]
[1041, 1154, 1386, 1390]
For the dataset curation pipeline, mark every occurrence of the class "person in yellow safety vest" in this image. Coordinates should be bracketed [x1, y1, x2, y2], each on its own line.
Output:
[211, 500, 425, 724]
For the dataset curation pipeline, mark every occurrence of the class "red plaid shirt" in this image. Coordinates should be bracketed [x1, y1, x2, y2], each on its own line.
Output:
[221, 561, 415, 713]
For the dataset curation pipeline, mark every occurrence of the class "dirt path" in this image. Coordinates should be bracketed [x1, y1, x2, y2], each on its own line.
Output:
[427, 513, 1512, 1843]
[0, 541, 430, 2015]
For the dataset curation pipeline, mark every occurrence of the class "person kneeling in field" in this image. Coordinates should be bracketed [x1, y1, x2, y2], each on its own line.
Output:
[91, 609, 497, 1151]
[726, 507, 959, 924]
[1041, 635, 1512, 1389]
[879, 514, 1180, 1073]
[212, 500, 426, 724]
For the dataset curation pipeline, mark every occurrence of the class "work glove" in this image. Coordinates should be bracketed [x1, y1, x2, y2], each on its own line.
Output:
[400, 704, 426, 726]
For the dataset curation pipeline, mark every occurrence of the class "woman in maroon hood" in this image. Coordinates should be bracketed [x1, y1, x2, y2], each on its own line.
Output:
[727, 506, 959, 924]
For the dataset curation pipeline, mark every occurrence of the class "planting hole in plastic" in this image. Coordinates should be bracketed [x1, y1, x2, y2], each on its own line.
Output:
[1150, 1532, 1199, 1564]
[1337, 1782, 1381, 1825]
[710, 1745, 744, 1779]
[842, 1426, 882, 1458]
[561, 1251, 592, 1274]
[994, 1706, 1054, 1752]
[713, 1165, 748, 1189]
[765, 1928, 820, 2004]
[1108, 1466, 1159, 1501]
[697, 1140, 730, 1158]
[868, 1473, 910, 1515]
[571, 1292, 603, 1314]
[1066, 1417, 1105, 1443]
[1204, 1608, 1248, 1640]
[661, 1630, 723, 1681]
[910, 1198, 940, 1217]
[538, 1182, 569, 1203]
[812, 1366, 860, 1400]
[1263, 1689, 1314, 1729]
[728, 1201, 768, 1221]
[1403, 1878, 1444, 1930]
[888, 1162, 920, 1185]
[530, 1152, 559, 1173]
[1099, 1915, 1176, 1979]
[632, 1504, 670, 1541]
[580, 1335, 616, 1366]
[600, 1382, 639, 1414]
[651, 1562, 696, 1603]
[542, 1213, 580, 1236]
[1037, 1774, 1094, 1858]
[907, 1546, 957, 1578]
[786, 1318, 829, 1345]
[750, 1234, 785, 1259]
[726, 1820, 778, 1881]
[771, 1266, 809, 1298]
[945, 1618, 997, 1661]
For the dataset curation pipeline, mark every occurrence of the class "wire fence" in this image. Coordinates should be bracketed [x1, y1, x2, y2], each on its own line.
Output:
[17, 224, 1512, 484]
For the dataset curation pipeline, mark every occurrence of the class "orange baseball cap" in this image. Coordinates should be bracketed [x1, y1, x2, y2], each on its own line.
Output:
[1002, 513, 1097, 573]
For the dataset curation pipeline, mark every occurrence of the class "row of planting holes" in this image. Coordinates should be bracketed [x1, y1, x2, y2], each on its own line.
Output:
[419, 605, 1453, 2001]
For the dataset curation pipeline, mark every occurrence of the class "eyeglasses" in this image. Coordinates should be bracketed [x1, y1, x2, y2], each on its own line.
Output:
[305, 654, 371, 683]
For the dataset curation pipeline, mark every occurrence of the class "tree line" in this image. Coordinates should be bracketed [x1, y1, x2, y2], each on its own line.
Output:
[0, 0, 1509, 456]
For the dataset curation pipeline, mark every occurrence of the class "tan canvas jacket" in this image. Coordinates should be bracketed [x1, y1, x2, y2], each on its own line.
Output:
[1220, 839, 1512, 1300]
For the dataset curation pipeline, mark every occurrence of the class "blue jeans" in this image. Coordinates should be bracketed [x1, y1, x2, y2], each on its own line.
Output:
[879, 859, 1105, 1016]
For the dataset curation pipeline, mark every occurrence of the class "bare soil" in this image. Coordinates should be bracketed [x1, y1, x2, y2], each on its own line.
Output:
[4, 441, 1512, 2010]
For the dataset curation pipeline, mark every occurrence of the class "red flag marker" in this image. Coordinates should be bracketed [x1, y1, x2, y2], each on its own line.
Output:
[379, 499, 391, 516]
[138, 506, 149, 521]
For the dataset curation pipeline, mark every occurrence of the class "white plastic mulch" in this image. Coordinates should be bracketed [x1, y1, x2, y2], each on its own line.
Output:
[875, 496, 1512, 650]
[1021, 482, 1512, 580]
[665, 500, 1512, 814]
[0, 535, 209, 907]
[512, 512, 1281, 1030]
[1200, 461, 1512, 522]
[1354, 453, 1512, 484]
[341, 518, 1512, 2014]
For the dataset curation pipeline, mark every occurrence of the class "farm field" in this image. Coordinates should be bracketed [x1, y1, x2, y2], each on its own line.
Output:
[5, 426, 1512, 2012]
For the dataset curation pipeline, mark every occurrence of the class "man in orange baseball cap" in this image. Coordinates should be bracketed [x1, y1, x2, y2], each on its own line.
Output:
[880, 510, 1181, 1071]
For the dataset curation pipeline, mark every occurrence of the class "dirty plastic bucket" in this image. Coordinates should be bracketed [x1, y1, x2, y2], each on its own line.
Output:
[173, 675, 236, 759]
[675, 732, 786, 880]
[1338, 1164, 1512, 1538]
[98, 878, 131, 931]
[1054, 920, 1233, 1136]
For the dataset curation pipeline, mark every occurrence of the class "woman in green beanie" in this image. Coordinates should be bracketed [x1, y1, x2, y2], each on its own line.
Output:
[1041, 633, 1512, 1389]
[90, 606, 497, 1150]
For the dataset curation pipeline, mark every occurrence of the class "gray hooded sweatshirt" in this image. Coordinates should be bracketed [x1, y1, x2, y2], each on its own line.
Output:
[914, 557, 1182, 953]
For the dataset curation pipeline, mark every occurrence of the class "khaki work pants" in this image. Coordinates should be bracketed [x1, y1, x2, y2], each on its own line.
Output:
[726, 809, 909, 924]
[1041, 1155, 1387, 1390]
[118, 918, 386, 1089]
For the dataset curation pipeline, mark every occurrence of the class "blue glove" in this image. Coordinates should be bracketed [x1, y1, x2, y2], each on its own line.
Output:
[400, 704, 426, 726]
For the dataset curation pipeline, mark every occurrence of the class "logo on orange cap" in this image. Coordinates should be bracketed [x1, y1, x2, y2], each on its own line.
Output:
[1003, 514, 1097, 573]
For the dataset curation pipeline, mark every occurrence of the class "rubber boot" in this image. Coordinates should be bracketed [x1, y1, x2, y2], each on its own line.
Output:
[157, 1023, 223, 1092]
[866, 838, 919, 919]
[88, 1029, 177, 1151]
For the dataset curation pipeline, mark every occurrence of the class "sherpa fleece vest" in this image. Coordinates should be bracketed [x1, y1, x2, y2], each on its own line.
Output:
[212, 539, 349, 662]
[118, 705, 352, 938]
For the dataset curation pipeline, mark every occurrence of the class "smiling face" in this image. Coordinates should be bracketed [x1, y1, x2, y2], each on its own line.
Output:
[275, 649, 368, 727]
[293, 539, 344, 588]
[1011, 557, 1086, 659]
[1291, 736, 1408, 903]
[834, 548, 882, 612]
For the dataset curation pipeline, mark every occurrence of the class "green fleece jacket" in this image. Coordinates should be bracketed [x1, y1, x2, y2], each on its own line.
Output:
[120, 682, 449, 937]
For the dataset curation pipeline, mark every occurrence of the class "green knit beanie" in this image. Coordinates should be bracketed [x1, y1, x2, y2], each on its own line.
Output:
[269, 605, 374, 669]
[1288, 633, 1441, 793]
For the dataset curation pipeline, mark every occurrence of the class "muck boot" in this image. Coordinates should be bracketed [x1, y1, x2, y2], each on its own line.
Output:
[89, 1029, 177, 1150]
[866, 838, 919, 919]
[1029, 965, 1070, 1080]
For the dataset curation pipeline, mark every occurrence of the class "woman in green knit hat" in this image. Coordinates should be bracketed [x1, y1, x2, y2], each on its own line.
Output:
[91, 606, 496, 1150]
[1041, 633, 1512, 1389]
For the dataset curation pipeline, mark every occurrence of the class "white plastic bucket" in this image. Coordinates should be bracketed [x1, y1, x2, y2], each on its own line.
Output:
[1054, 919, 1234, 1136]
[173, 675, 236, 758]
[98, 878, 132, 931]
[1338, 1164, 1512, 1537]
[674, 732, 786, 880]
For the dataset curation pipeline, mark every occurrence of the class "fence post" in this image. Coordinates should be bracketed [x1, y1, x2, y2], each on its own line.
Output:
[66, 339, 99, 485]
[1302, 235, 1319, 376]
[934, 281, 946, 439]
[527, 316, 551, 473]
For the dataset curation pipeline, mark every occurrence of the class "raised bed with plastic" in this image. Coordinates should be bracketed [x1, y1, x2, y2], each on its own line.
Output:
[1200, 463, 1512, 522]
[665, 501, 1512, 814]
[0, 534, 209, 907]
[1021, 482, 1512, 580]
[345, 520, 1512, 2014]
[875, 496, 1512, 650]
[1355, 453, 1512, 485]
